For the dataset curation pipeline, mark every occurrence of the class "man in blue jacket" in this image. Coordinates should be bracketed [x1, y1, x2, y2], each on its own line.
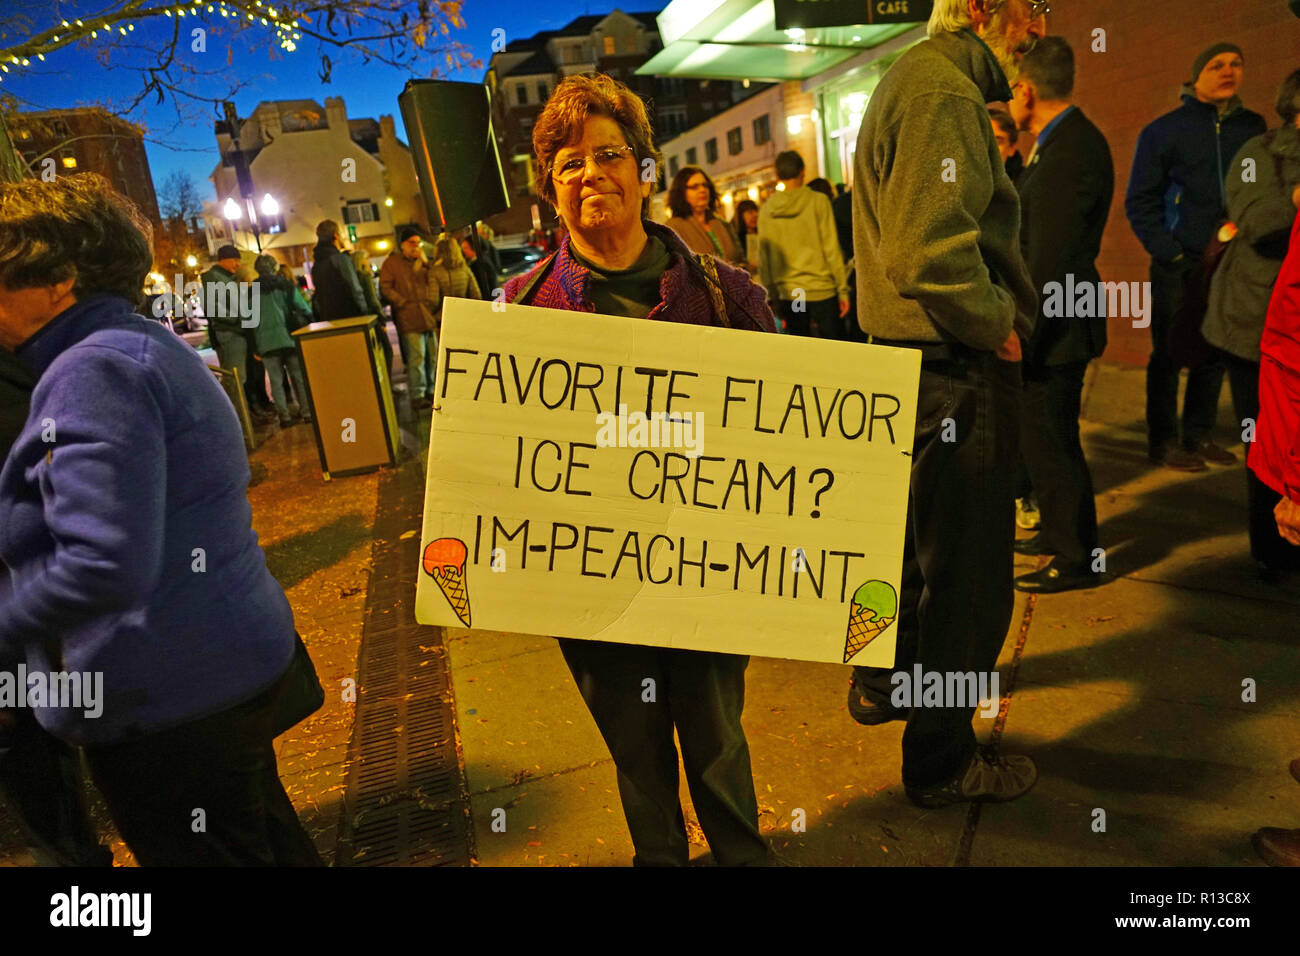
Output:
[1125, 43, 1267, 472]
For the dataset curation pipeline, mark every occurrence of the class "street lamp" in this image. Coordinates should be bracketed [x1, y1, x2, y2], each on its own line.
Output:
[185, 254, 198, 268]
[223, 193, 278, 253]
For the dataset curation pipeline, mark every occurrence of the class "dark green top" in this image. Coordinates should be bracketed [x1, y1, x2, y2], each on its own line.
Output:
[570, 235, 670, 319]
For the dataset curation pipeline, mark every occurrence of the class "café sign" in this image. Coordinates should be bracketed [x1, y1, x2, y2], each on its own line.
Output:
[774, 0, 933, 30]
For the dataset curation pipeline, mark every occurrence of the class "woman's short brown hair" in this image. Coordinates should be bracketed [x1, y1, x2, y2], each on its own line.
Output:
[531, 72, 663, 219]
[667, 165, 718, 220]
[0, 172, 153, 305]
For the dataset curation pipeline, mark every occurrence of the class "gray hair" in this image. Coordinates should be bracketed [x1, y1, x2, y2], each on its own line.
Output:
[0, 172, 152, 306]
[928, 0, 1008, 37]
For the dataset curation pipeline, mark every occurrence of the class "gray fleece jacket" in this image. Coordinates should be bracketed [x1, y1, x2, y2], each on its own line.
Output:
[1203, 124, 1300, 363]
[852, 28, 1037, 350]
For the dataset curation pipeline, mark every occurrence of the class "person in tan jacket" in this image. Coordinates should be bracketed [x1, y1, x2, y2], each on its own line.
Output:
[430, 236, 483, 334]
[379, 225, 439, 408]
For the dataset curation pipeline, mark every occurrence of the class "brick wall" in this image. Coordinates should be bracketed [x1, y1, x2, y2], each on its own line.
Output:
[1044, 0, 1300, 364]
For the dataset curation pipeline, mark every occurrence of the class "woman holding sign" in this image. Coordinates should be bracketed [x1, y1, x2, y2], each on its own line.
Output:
[501, 73, 777, 867]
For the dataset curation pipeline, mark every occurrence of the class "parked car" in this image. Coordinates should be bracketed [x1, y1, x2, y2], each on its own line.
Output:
[495, 244, 545, 281]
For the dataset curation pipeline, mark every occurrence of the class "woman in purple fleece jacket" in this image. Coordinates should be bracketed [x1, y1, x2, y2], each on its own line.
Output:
[0, 174, 320, 866]
[502, 75, 777, 867]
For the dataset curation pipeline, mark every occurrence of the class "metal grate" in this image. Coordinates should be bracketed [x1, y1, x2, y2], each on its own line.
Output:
[336, 460, 473, 866]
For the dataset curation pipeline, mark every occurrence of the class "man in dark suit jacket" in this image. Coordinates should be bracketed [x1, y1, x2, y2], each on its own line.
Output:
[1008, 36, 1113, 594]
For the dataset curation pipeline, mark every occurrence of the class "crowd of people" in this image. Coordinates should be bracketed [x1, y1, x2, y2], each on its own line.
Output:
[1, 0, 1298, 870]
[197, 217, 496, 428]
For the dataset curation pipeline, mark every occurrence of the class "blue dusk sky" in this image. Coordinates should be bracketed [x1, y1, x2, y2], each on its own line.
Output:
[3, 1, 666, 202]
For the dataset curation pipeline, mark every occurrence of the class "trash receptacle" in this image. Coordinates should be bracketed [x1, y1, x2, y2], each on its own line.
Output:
[293, 315, 399, 479]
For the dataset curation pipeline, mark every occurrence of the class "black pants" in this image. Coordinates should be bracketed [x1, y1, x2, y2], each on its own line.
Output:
[1222, 352, 1300, 570]
[1020, 360, 1099, 568]
[83, 666, 323, 867]
[1146, 258, 1225, 453]
[557, 639, 767, 866]
[242, 332, 274, 413]
[0, 707, 111, 866]
[778, 296, 841, 339]
[1015, 458, 1033, 502]
[854, 353, 1021, 788]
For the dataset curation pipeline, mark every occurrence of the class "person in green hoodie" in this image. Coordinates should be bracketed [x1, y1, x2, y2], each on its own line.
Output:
[252, 255, 312, 428]
[757, 150, 851, 338]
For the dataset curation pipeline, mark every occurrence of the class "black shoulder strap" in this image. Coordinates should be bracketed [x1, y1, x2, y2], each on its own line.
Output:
[514, 252, 558, 305]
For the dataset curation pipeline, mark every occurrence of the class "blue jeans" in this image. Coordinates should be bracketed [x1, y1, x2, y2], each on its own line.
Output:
[262, 350, 309, 421]
[401, 330, 437, 399]
[211, 327, 248, 390]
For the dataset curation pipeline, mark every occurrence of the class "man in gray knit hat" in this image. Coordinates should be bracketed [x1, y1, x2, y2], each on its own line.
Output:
[1125, 42, 1267, 472]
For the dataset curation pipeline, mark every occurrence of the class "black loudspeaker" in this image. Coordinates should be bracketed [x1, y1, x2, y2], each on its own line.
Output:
[398, 80, 510, 232]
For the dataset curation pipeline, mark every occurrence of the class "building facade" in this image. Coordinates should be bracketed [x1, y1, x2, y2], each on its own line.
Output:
[642, 0, 1300, 367]
[10, 107, 162, 226]
[652, 82, 823, 222]
[204, 97, 427, 268]
[484, 9, 766, 234]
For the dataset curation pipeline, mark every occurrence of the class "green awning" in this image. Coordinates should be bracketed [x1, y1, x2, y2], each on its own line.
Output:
[637, 0, 916, 81]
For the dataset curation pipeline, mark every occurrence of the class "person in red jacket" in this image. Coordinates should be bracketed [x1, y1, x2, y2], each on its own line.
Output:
[1248, 195, 1300, 869]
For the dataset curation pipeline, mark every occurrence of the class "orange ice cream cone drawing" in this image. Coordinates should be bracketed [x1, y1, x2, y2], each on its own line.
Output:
[843, 580, 897, 663]
[423, 537, 471, 627]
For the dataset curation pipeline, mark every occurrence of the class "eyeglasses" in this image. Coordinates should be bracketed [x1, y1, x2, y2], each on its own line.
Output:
[1025, 0, 1050, 17]
[550, 145, 636, 183]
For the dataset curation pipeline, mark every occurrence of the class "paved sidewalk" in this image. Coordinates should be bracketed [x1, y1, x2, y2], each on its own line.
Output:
[0, 419, 380, 867]
[444, 360, 1300, 866]
[4, 359, 1297, 868]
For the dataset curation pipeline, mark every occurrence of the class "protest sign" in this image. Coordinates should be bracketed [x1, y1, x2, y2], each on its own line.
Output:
[414, 298, 920, 666]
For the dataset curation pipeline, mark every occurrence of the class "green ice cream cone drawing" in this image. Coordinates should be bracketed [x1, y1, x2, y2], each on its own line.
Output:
[843, 580, 897, 663]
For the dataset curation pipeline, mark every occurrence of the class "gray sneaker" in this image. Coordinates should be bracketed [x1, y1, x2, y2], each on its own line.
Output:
[906, 745, 1038, 808]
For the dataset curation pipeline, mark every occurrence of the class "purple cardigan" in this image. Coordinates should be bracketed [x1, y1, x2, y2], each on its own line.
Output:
[502, 220, 777, 334]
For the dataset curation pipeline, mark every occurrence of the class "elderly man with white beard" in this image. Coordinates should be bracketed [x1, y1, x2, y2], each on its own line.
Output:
[847, 0, 1045, 807]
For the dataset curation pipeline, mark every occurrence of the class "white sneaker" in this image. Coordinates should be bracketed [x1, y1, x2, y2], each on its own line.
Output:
[1015, 497, 1041, 531]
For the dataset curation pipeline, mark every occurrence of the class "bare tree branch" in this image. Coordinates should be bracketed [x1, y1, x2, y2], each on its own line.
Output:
[0, 1, 477, 136]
